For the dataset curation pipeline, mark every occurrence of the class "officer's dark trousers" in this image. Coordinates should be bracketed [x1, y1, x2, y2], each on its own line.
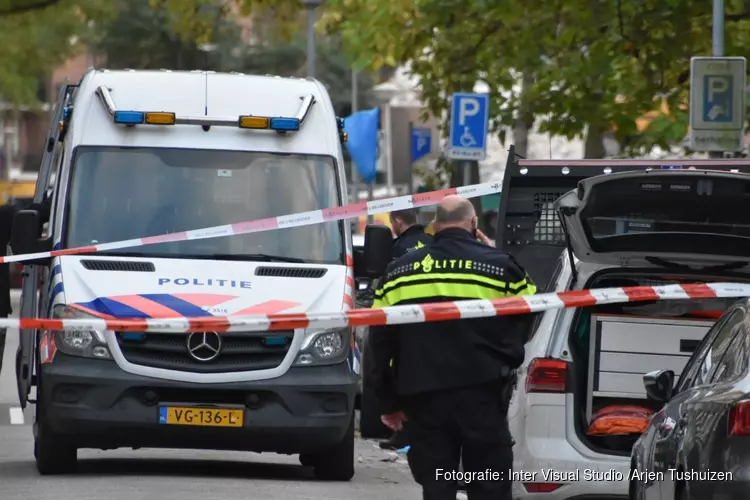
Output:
[404, 382, 513, 500]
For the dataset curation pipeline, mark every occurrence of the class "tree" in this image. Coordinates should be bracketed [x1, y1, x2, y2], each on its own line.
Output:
[95, 0, 240, 71]
[227, 36, 377, 116]
[0, 0, 113, 106]
[105, 0, 378, 116]
[317, 0, 750, 157]
[0, 0, 61, 16]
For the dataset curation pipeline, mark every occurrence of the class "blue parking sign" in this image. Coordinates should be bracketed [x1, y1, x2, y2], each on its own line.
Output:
[411, 127, 431, 163]
[447, 93, 489, 161]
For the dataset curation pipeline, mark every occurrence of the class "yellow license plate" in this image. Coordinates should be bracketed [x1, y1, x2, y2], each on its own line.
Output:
[158, 406, 244, 428]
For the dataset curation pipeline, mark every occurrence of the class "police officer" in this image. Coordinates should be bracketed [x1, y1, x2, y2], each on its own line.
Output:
[389, 208, 432, 258]
[377, 208, 433, 450]
[368, 195, 537, 500]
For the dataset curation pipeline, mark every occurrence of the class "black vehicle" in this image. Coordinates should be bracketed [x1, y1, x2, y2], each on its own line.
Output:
[630, 299, 750, 500]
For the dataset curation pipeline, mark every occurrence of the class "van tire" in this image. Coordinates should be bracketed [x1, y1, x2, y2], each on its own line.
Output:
[34, 423, 77, 475]
[312, 414, 355, 481]
[34, 382, 77, 474]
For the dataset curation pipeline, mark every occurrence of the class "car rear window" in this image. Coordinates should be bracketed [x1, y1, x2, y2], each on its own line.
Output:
[583, 176, 750, 241]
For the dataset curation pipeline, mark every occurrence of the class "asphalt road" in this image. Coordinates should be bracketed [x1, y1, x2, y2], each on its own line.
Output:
[0, 291, 420, 500]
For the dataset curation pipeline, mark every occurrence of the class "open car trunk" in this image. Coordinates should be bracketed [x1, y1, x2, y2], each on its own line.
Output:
[568, 271, 749, 455]
[494, 152, 750, 455]
[554, 169, 750, 454]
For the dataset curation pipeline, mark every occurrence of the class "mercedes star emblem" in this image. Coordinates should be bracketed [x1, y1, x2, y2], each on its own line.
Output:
[186, 331, 223, 362]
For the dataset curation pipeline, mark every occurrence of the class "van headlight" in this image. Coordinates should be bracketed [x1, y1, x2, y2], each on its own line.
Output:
[294, 328, 350, 366]
[51, 305, 111, 360]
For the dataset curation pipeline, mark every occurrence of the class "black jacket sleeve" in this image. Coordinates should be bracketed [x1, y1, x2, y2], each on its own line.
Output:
[367, 261, 401, 414]
[367, 323, 400, 414]
[494, 251, 538, 368]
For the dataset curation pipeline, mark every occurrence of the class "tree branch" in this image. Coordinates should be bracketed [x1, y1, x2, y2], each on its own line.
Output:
[726, 11, 750, 22]
[0, 0, 61, 16]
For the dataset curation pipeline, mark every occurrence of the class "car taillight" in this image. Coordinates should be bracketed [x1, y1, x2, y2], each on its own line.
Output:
[728, 401, 750, 435]
[526, 358, 567, 393]
[523, 482, 563, 493]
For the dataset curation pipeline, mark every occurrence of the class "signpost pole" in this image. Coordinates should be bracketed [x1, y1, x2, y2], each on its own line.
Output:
[408, 121, 414, 194]
[709, 0, 725, 158]
[713, 0, 724, 58]
[462, 161, 471, 187]
[350, 69, 360, 204]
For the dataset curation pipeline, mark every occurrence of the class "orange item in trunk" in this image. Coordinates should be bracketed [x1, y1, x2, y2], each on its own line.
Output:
[587, 405, 656, 436]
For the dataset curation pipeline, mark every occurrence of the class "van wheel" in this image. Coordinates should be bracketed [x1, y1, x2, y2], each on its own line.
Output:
[34, 391, 77, 474]
[312, 414, 355, 481]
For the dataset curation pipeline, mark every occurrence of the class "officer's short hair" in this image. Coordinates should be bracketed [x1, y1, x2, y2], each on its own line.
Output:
[435, 199, 474, 223]
[390, 208, 418, 225]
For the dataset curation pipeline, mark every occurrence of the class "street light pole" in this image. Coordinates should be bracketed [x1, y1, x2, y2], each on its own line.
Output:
[300, 0, 324, 78]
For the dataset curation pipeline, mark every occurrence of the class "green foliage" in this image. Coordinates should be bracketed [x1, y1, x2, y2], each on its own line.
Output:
[96, 0, 377, 116]
[319, 0, 750, 156]
[229, 36, 378, 116]
[0, 0, 113, 107]
[96, 0, 239, 71]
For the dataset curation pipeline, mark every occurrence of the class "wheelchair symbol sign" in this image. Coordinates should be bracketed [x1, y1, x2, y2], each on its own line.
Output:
[460, 126, 477, 147]
[448, 93, 489, 160]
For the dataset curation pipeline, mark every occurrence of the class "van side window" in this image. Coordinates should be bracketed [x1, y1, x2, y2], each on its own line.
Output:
[526, 257, 564, 342]
[710, 321, 749, 385]
[691, 308, 745, 388]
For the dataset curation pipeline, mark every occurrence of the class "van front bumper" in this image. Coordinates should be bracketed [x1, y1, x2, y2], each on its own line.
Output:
[39, 353, 357, 454]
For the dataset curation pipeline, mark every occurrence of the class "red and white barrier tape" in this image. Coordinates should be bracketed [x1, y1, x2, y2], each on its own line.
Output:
[2, 181, 502, 264]
[13, 283, 750, 333]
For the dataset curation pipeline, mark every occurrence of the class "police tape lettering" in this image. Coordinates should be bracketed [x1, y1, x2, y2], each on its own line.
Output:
[10, 283, 750, 333]
[1, 183, 500, 264]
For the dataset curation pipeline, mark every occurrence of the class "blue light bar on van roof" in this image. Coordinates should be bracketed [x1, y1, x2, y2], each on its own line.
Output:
[114, 111, 145, 125]
[270, 117, 300, 131]
[95, 86, 316, 133]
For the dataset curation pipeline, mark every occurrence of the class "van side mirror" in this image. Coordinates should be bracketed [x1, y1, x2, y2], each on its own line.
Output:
[643, 369, 675, 402]
[356, 224, 393, 278]
[10, 210, 52, 265]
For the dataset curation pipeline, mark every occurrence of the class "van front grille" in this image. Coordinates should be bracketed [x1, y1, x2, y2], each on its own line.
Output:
[115, 331, 294, 373]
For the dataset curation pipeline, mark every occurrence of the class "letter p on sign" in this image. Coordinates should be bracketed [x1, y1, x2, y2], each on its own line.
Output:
[708, 76, 729, 102]
[459, 98, 480, 125]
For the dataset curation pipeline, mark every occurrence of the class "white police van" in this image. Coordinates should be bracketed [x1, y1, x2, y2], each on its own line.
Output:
[11, 69, 361, 479]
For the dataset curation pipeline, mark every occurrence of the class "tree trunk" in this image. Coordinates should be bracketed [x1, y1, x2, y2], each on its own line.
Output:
[513, 73, 535, 158]
[584, 123, 606, 158]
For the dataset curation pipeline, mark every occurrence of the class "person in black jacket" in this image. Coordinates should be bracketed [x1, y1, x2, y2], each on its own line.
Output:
[377, 208, 433, 451]
[389, 208, 433, 259]
[0, 196, 51, 375]
[369, 195, 537, 500]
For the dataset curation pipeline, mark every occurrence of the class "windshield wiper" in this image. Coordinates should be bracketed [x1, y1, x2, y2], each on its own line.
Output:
[91, 251, 306, 263]
[94, 251, 165, 258]
[645, 256, 748, 272]
[197, 253, 306, 263]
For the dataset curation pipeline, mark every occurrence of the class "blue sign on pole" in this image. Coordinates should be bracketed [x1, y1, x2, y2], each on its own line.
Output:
[447, 92, 489, 161]
[411, 127, 431, 163]
[702, 74, 733, 122]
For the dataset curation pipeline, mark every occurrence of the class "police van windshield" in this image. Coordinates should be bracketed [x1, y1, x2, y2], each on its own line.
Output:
[64, 146, 344, 264]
